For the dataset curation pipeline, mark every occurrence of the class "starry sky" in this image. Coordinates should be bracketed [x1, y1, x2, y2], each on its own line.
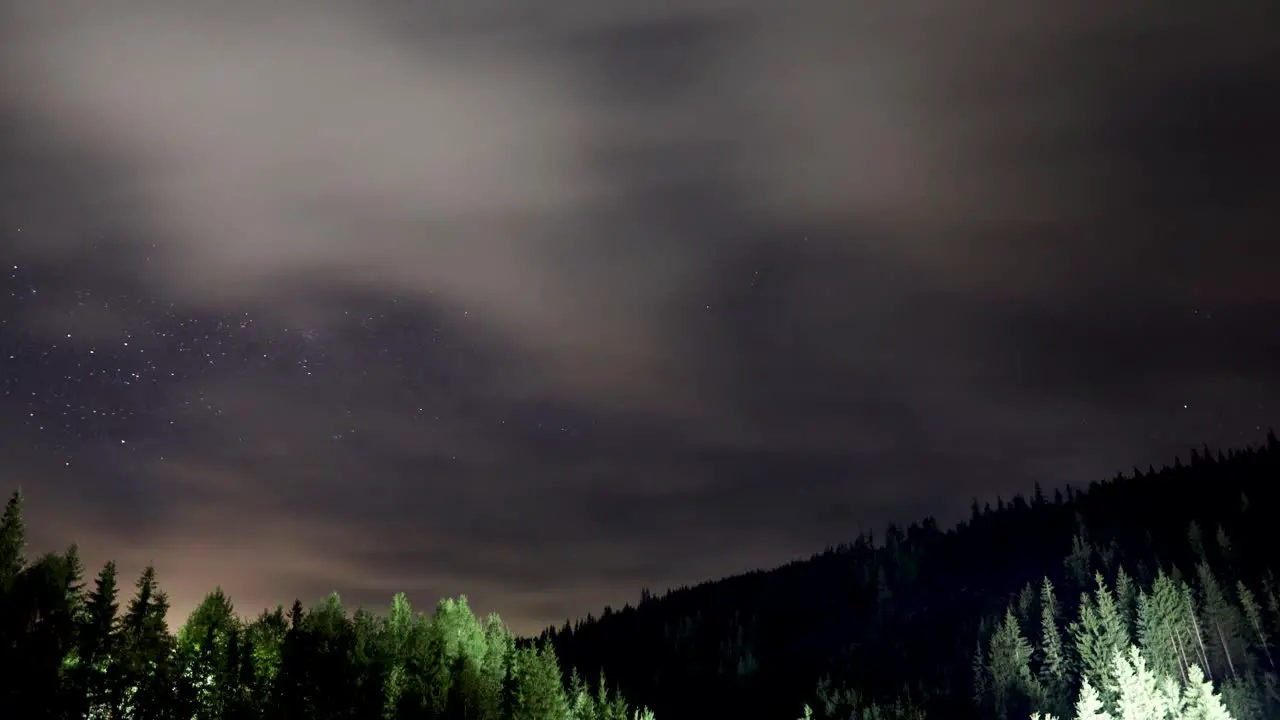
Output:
[1, 0, 1278, 635]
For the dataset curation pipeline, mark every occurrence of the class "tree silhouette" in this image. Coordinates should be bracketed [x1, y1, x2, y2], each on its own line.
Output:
[2, 434, 1278, 719]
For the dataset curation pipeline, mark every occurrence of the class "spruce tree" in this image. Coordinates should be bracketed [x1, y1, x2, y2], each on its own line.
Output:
[178, 587, 238, 720]
[1072, 574, 1129, 708]
[1183, 664, 1235, 720]
[988, 608, 1042, 719]
[78, 561, 121, 719]
[1065, 534, 1094, 595]
[1139, 571, 1194, 684]
[1073, 680, 1111, 720]
[1114, 568, 1137, 638]
[505, 643, 570, 720]
[1236, 581, 1275, 670]
[1189, 522, 1207, 564]
[1194, 562, 1245, 682]
[381, 592, 415, 717]
[120, 565, 186, 719]
[0, 489, 25, 586]
[1111, 646, 1181, 719]
[1038, 579, 1071, 718]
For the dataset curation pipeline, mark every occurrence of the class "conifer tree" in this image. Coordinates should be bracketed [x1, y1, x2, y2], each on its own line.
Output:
[1072, 680, 1110, 720]
[1072, 574, 1129, 707]
[567, 667, 594, 720]
[988, 608, 1042, 719]
[1111, 645, 1181, 718]
[78, 561, 121, 719]
[120, 565, 182, 720]
[1038, 579, 1071, 718]
[1235, 581, 1275, 670]
[1018, 582, 1038, 629]
[0, 489, 24, 586]
[1139, 571, 1195, 684]
[1189, 522, 1208, 564]
[381, 592, 415, 717]
[178, 587, 238, 720]
[1194, 562, 1245, 682]
[1034, 647, 1240, 720]
[1114, 568, 1137, 638]
[974, 635, 992, 708]
[1065, 534, 1094, 596]
[274, 601, 312, 720]
[505, 643, 570, 720]
[1182, 664, 1235, 720]
[1214, 526, 1236, 571]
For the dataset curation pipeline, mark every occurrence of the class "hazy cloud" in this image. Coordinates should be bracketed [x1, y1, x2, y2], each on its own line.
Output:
[3, 0, 1278, 633]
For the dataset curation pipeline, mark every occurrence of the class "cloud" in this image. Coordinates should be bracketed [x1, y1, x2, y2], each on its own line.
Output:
[7, 0, 1274, 414]
[4, 0, 1279, 634]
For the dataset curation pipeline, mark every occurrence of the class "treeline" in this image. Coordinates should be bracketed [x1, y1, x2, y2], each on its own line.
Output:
[5, 432, 1278, 720]
[0, 491, 653, 720]
[543, 431, 1280, 720]
[974, 537, 1274, 719]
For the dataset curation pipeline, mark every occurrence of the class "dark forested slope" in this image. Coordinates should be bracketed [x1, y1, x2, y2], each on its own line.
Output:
[1, 432, 1276, 719]
[0, 494, 652, 720]
[544, 432, 1280, 720]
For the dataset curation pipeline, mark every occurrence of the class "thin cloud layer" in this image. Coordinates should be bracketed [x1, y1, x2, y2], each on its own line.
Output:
[3, 0, 1279, 634]
[7, 0, 1274, 407]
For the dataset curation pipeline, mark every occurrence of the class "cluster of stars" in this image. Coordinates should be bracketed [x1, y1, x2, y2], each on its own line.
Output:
[3, 237, 607, 473]
[3, 255, 417, 469]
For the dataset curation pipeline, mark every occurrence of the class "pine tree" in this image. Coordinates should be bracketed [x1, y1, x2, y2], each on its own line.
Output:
[1065, 534, 1094, 595]
[988, 608, 1042, 719]
[1072, 574, 1129, 708]
[382, 592, 415, 717]
[1195, 562, 1244, 682]
[78, 561, 121, 719]
[1236, 581, 1275, 670]
[1018, 583, 1038, 629]
[1037, 646, 1241, 720]
[275, 601, 312, 720]
[1073, 680, 1111, 720]
[1184, 584, 1215, 682]
[1111, 646, 1181, 719]
[1214, 526, 1236, 571]
[505, 643, 570, 720]
[120, 565, 179, 720]
[566, 667, 594, 720]
[1096, 574, 1132, 649]
[1114, 568, 1137, 638]
[1183, 664, 1235, 720]
[1138, 571, 1194, 684]
[178, 587, 238, 720]
[0, 489, 25, 585]
[1038, 579, 1071, 718]
[1189, 522, 1208, 564]
[974, 635, 991, 709]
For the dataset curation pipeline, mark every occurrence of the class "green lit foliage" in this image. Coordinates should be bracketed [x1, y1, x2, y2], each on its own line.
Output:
[1070, 573, 1130, 707]
[1030, 646, 1235, 720]
[987, 608, 1043, 719]
[1038, 579, 1072, 718]
[0, 490, 657, 720]
[3, 434, 1279, 720]
[801, 675, 928, 720]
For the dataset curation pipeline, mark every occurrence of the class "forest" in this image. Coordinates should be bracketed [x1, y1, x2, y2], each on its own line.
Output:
[2, 429, 1277, 720]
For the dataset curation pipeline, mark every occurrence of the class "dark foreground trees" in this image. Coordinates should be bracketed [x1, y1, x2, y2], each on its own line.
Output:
[4, 432, 1277, 719]
[0, 489, 653, 720]
[544, 433, 1280, 720]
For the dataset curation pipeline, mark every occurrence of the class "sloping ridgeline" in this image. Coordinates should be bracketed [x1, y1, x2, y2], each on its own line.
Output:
[544, 431, 1280, 720]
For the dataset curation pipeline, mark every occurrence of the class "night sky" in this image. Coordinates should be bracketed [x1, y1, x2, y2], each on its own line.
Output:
[2, 0, 1278, 635]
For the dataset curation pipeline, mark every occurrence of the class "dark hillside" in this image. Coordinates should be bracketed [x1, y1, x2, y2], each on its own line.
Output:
[545, 432, 1280, 720]
[1, 432, 1275, 719]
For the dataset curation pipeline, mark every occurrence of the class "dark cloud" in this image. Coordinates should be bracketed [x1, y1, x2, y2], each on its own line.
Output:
[2, 0, 1278, 634]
